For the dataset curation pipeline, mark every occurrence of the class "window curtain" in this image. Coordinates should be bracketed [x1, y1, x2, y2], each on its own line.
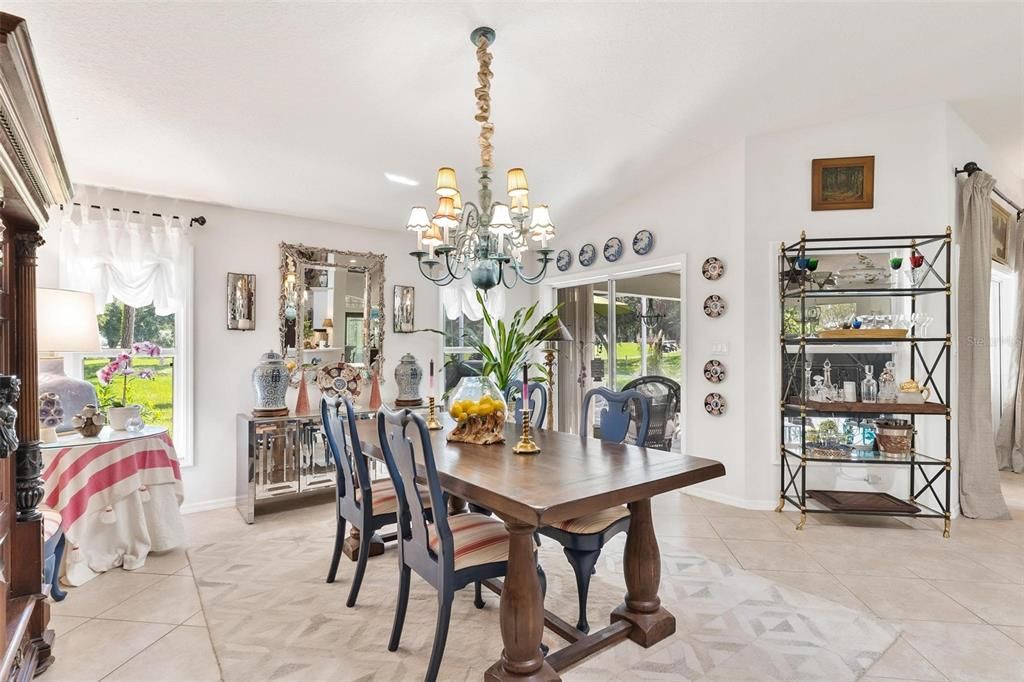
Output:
[997, 213, 1024, 473]
[957, 171, 1010, 518]
[442, 277, 506, 321]
[557, 284, 593, 434]
[57, 204, 191, 315]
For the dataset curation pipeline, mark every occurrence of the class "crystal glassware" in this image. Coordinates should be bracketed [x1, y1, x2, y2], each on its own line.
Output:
[878, 360, 898, 402]
[861, 365, 878, 403]
[822, 360, 837, 401]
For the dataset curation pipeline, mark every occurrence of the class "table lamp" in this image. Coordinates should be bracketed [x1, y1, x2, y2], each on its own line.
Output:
[37, 288, 101, 433]
[541, 317, 573, 430]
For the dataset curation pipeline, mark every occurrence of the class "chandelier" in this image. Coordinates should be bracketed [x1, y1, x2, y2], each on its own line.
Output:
[405, 27, 555, 291]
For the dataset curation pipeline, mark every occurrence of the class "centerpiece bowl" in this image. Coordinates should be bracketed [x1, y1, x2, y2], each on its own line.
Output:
[447, 376, 507, 445]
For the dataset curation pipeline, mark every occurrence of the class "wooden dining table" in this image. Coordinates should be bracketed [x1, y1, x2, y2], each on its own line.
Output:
[356, 416, 725, 681]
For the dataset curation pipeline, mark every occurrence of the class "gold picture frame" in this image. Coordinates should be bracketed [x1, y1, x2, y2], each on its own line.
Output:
[992, 200, 1011, 266]
[812, 156, 875, 211]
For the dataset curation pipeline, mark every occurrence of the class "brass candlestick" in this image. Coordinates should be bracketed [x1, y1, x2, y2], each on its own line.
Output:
[426, 396, 443, 430]
[543, 347, 556, 431]
[512, 408, 541, 455]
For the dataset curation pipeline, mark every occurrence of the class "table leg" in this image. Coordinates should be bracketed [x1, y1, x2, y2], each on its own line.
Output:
[485, 521, 558, 681]
[610, 498, 676, 647]
[449, 495, 469, 515]
[342, 526, 384, 562]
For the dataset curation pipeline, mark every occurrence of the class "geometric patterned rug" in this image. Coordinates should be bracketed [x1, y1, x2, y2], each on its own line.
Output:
[187, 502, 898, 681]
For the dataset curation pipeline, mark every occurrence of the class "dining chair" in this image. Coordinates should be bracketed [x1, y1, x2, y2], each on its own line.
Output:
[538, 386, 650, 633]
[322, 395, 432, 608]
[503, 379, 548, 428]
[622, 375, 680, 450]
[377, 405, 511, 682]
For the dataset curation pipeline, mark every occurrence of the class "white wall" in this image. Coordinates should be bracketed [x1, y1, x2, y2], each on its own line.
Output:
[38, 186, 445, 512]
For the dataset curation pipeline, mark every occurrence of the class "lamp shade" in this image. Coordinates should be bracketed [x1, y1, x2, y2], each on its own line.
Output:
[510, 193, 529, 217]
[435, 167, 459, 197]
[488, 203, 514, 234]
[507, 168, 529, 197]
[529, 204, 554, 230]
[433, 196, 459, 230]
[452, 191, 463, 216]
[406, 206, 431, 232]
[543, 317, 574, 343]
[323, 317, 334, 329]
[37, 288, 101, 352]
[422, 222, 444, 247]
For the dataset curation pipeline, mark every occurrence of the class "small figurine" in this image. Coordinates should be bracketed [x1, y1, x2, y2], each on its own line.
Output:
[0, 376, 21, 455]
[72, 404, 107, 437]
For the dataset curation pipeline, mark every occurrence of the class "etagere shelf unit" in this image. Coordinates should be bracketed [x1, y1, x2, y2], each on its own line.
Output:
[777, 229, 953, 537]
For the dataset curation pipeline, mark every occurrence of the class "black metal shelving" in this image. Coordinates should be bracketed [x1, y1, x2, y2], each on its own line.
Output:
[776, 230, 953, 538]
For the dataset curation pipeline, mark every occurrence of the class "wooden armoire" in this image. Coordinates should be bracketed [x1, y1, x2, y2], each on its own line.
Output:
[0, 12, 73, 680]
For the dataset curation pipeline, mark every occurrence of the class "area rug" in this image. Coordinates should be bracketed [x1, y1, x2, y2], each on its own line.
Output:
[188, 503, 897, 681]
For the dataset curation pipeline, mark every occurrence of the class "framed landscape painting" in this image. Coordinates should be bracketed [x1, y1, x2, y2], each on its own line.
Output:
[812, 155, 875, 211]
[992, 200, 1011, 266]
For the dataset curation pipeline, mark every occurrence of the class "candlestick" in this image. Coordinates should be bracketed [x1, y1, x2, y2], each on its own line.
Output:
[512, 406, 540, 455]
[426, 396, 442, 430]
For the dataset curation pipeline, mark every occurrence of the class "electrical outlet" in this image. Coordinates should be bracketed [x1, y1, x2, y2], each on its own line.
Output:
[711, 342, 729, 355]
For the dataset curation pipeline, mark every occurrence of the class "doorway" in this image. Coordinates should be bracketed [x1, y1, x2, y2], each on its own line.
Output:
[552, 268, 683, 452]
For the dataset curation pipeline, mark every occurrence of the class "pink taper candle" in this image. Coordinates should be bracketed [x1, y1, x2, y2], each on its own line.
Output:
[429, 359, 435, 393]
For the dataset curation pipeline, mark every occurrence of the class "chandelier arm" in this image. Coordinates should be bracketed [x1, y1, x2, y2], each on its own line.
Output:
[499, 259, 520, 289]
[515, 256, 553, 286]
[417, 258, 456, 286]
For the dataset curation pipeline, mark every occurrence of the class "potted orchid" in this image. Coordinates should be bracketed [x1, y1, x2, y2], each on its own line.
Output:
[96, 341, 161, 430]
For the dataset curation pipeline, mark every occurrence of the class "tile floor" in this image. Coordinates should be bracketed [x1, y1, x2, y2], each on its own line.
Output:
[39, 472, 1024, 681]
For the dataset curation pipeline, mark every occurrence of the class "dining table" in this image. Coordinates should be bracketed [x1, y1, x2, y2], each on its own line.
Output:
[356, 415, 726, 681]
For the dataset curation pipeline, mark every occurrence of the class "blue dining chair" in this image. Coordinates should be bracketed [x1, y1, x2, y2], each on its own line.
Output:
[538, 386, 651, 633]
[377, 405, 511, 682]
[504, 380, 548, 428]
[322, 395, 432, 608]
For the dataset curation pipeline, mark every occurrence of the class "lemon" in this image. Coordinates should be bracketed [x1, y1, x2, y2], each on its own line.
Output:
[466, 404, 480, 416]
[477, 402, 494, 416]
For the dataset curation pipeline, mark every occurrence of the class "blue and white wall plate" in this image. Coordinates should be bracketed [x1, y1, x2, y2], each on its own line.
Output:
[556, 249, 572, 271]
[632, 229, 654, 255]
[604, 237, 624, 262]
[579, 243, 597, 267]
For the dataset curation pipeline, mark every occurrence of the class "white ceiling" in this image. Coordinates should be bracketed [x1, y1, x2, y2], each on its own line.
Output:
[7, 2, 1023, 230]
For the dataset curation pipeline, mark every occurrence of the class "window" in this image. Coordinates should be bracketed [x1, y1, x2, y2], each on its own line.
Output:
[442, 313, 486, 394]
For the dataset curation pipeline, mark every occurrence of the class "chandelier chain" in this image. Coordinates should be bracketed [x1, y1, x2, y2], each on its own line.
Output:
[474, 37, 494, 168]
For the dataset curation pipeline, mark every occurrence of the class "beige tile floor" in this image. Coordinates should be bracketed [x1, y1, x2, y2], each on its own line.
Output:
[40, 472, 1024, 681]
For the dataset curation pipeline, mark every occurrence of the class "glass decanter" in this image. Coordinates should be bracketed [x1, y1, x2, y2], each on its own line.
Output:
[810, 376, 825, 402]
[878, 360, 898, 402]
[861, 364, 878, 403]
[822, 360, 837, 401]
[804, 361, 813, 401]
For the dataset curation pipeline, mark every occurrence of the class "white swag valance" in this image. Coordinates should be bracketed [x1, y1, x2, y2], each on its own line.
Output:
[442, 276, 506, 322]
[55, 204, 192, 315]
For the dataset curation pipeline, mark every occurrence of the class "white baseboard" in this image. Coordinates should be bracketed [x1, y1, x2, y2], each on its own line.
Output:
[681, 486, 778, 511]
[180, 496, 236, 515]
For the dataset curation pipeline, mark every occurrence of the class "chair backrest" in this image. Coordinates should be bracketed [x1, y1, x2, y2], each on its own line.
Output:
[504, 380, 548, 428]
[622, 376, 680, 448]
[321, 395, 372, 510]
[581, 386, 651, 445]
[377, 405, 452, 570]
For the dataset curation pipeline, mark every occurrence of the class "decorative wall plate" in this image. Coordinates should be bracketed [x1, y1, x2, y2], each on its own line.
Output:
[704, 360, 726, 383]
[704, 392, 726, 416]
[556, 249, 572, 271]
[702, 257, 726, 280]
[703, 295, 726, 318]
[316, 362, 362, 400]
[579, 243, 597, 267]
[632, 229, 654, 255]
[603, 237, 624, 262]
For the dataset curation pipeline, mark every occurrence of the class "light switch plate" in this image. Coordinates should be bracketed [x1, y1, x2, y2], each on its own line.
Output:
[710, 342, 729, 355]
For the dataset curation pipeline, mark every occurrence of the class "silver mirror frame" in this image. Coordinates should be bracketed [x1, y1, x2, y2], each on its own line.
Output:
[278, 242, 387, 374]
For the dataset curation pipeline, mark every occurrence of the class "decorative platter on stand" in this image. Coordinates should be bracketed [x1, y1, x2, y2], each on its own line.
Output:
[316, 362, 362, 400]
[704, 392, 726, 416]
[703, 295, 726, 318]
[556, 249, 572, 271]
[702, 257, 726, 280]
[704, 360, 726, 383]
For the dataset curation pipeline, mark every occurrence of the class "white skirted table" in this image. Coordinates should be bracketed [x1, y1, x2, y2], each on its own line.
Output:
[41, 425, 185, 586]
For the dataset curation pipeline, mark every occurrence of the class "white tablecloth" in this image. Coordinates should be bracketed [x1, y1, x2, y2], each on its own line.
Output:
[41, 426, 185, 586]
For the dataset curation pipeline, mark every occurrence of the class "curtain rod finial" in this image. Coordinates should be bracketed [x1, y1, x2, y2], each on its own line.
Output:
[190, 216, 206, 228]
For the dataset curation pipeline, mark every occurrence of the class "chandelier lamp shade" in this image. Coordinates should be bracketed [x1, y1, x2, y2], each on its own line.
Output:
[406, 27, 556, 291]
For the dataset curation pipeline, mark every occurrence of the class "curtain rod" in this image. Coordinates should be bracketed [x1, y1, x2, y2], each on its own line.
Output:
[60, 202, 207, 228]
[954, 162, 1023, 220]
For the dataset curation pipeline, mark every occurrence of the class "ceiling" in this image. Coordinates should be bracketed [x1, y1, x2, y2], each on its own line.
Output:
[6, 2, 1022, 230]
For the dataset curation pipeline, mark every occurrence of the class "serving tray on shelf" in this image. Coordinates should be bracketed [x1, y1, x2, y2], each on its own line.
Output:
[807, 490, 920, 514]
[818, 328, 908, 339]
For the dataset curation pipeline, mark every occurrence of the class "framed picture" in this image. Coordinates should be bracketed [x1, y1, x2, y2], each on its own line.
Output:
[393, 285, 415, 333]
[812, 155, 874, 211]
[992, 200, 1011, 266]
[227, 273, 255, 330]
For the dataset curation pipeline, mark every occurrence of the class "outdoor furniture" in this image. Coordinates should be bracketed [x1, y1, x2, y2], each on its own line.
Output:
[623, 375, 681, 450]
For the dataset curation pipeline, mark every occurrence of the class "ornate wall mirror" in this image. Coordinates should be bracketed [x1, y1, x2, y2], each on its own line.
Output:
[279, 242, 386, 374]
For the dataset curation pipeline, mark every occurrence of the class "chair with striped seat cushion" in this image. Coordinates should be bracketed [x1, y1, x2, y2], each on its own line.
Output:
[378, 406, 512, 682]
[428, 512, 509, 571]
[539, 386, 650, 633]
[322, 395, 434, 608]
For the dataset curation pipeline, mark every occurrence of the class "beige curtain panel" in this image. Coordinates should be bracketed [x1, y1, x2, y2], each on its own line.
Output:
[957, 171, 1010, 519]
[997, 214, 1024, 473]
